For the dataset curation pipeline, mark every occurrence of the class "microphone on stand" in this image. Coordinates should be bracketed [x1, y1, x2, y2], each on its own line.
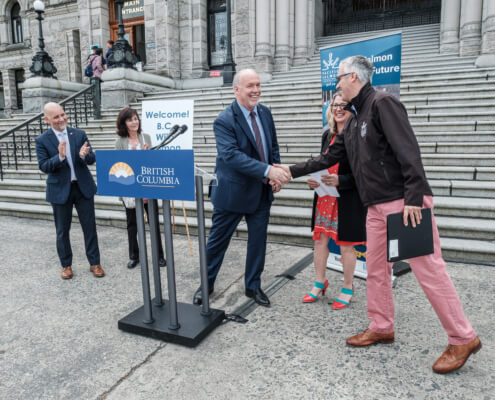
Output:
[151, 124, 180, 150]
[166, 124, 188, 145]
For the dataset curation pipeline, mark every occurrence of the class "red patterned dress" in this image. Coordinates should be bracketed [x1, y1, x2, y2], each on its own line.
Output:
[313, 136, 365, 246]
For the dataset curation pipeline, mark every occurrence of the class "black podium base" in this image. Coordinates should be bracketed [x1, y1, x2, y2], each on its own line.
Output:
[118, 300, 225, 347]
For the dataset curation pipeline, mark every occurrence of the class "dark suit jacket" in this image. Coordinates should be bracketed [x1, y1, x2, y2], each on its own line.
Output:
[35, 127, 97, 205]
[211, 101, 280, 214]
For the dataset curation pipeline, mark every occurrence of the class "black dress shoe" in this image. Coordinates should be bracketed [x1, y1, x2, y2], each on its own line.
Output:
[127, 259, 139, 269]
[158, 258, 166, 268]
[245, 288, 270, 307]
[192, 285, 214, 306]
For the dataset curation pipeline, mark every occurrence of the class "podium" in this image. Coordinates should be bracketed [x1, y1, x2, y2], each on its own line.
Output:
[96, 150, 225, 347]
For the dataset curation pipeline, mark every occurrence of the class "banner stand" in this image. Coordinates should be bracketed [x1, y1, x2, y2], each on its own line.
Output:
[118, 174, 225, 347]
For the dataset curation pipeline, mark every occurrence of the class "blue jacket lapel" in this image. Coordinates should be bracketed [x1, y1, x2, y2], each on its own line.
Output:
[67, 127, 77, 162]
[47, 128, 60, 150]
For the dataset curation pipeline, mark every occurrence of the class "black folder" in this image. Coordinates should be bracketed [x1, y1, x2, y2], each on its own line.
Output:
[386, 208, 434, 262]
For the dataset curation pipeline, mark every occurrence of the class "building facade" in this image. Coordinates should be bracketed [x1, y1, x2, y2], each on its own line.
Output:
[0, 0, 493, 114]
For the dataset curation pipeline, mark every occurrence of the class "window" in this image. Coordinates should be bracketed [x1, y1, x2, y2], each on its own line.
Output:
[208, 0, 228, 68]
[11, 3, 23, 44]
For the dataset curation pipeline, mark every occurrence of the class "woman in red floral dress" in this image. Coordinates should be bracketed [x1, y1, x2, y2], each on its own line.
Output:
[303, 93, 367, 309]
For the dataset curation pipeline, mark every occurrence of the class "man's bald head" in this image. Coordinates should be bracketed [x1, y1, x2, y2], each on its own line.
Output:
[43, 102, 68, 132]
[233, 69, 261, 111]
[233, 68, 258, 87]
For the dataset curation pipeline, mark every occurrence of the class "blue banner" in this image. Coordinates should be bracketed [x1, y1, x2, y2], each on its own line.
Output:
[95, 150, 195, 201]
[320, 32, 402, 124]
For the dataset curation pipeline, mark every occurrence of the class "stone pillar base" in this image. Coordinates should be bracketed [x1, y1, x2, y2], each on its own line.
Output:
[274, 56, 290, 72]
[292, 55, 309, 66]
[100, 68, 175, 109]
[21, 77, 87, 114]
[475, 54, 495, 68]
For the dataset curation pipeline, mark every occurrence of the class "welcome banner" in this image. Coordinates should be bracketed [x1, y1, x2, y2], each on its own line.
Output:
[319, 32, 402, 278]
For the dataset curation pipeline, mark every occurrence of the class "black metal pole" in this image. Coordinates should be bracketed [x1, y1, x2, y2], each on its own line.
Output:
[117, 1, 125, 40]
[223, 0, 235, 86]
[148, 199, 163, 306]
[136, 198, 154, 324]
[36, 11, 45, 51]
[162, 200, 180, 330]
[195, 175, 211, 315]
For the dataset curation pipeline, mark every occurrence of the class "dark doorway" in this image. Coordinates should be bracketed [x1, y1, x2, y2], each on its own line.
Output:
[324, 0, 441, 36]
[135, 24, 146, 64]
[15, 69, 24, 109]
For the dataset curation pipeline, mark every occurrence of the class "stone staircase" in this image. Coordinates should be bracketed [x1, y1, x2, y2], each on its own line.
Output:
[1, 23, 494, 264]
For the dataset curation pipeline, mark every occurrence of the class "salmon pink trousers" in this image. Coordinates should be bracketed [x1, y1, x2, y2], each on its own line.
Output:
[365, 195, 476, 345]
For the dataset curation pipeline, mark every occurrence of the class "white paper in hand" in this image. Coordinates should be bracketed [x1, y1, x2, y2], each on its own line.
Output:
[310, 169, 339, 197]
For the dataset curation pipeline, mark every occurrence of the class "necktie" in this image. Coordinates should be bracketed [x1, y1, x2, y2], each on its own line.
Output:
[59, 131, 76, 181]
[250, 111, 266, 163]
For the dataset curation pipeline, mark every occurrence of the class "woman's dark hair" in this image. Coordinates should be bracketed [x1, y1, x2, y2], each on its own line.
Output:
[95, 47, 103, 56]
[116, 107, 142, 138]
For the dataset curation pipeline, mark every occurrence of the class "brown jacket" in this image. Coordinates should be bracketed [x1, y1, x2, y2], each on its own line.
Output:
[291, 83, 432, 207]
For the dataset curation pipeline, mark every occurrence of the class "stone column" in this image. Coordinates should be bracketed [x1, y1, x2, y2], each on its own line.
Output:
[153, 0, 181, 78]
[2, 70, 18, 113]
[274, 0, 290, 71]
[65, 30, 82, 83]
[459, 0, 483, 56]
[476, 0, 495, 67]
[440, 0, 461, 54]
[179, 0, 193, 79]
[255, 0, 272, 71]
[144, 0, 157, 71]
[191, 0, 208, 77]
[0, 16, 9, 50]
[293, 0, 308, 65]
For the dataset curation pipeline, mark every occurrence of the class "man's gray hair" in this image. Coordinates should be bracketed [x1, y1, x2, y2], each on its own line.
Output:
[341, 56, 374, 84]
[233, 68, 258, 87]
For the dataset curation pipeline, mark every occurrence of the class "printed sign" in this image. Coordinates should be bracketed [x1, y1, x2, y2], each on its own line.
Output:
[141, 100, 194, 150]
[320, 32, 402, 124]
[95, 150, 195, 201]
[319, 32, 403, 278]
[121, 0, 144, 19]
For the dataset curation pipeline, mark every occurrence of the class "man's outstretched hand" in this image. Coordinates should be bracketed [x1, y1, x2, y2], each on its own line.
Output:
[268, 164, 291, 186]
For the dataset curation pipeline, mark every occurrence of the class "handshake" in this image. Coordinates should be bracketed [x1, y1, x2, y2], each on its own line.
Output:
[267, 164, 292, 193]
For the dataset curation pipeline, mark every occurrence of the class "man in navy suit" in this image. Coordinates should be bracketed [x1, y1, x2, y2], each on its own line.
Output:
[193, 69, 289, 307]
[35, 102, 104, 279]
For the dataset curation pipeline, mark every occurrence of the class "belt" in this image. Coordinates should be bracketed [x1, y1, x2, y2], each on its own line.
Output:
[71, 180, 78, 184]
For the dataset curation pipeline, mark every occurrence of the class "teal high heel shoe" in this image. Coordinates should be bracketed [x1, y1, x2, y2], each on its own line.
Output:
[302, 280, 329, 303]
[332, 286, 354, 310]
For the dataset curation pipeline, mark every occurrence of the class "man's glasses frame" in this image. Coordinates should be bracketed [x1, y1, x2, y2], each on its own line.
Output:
[336, 72, 351, 83]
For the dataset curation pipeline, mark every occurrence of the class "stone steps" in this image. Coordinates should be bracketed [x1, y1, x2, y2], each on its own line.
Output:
[2, 23, 495, 264]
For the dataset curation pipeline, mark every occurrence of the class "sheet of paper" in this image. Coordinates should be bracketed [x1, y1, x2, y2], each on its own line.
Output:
[310, 169, 340, 198]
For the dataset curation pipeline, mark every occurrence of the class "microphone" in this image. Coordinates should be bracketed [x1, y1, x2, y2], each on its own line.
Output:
[166, 124, 188, 144]
[151, 124, 180, 150]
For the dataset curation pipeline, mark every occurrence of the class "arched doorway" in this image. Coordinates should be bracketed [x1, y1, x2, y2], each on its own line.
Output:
[324, 0, 441, 36]
[109, 0, 146, 64]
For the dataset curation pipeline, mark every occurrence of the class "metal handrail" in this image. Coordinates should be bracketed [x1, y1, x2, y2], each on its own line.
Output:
[0, 79, 101, 177]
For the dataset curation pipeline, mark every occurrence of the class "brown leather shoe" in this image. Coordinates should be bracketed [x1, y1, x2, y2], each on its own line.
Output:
[90, 264, 105, 278]
[346, 328, 395, 347]
[61, 266, 73, 279]
[432, 336, 482, 374]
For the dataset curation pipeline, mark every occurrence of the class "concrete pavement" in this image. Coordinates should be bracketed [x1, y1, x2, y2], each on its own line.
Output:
[0, 216, 493, 399]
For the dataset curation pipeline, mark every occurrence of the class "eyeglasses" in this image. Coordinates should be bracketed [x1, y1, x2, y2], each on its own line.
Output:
[331, 103, 348, 110]
[336, 72, 351, 83]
